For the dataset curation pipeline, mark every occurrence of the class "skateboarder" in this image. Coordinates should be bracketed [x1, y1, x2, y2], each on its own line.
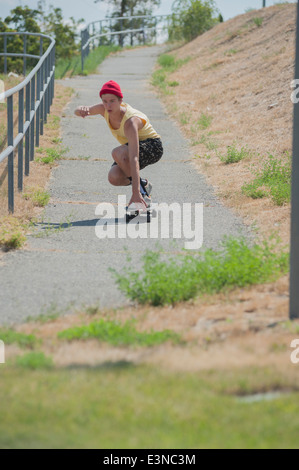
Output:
[74, 80, 163, 210]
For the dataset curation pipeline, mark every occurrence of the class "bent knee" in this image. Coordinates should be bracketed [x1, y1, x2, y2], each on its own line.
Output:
[108, 169, 119, 186]
[111, 146, 128, 163]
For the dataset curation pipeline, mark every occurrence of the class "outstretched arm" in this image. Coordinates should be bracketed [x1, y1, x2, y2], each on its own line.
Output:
[74, 103, 105, 118]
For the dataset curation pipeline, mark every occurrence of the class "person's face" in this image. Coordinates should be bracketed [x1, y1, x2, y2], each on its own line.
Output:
[101, 94, 121, 114]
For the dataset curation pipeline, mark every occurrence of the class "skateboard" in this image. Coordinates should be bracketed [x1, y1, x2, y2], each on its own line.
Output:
[125, 202, 154, 223]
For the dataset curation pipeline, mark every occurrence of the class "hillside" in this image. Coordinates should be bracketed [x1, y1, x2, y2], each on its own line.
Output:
[163, 3, 296, 246]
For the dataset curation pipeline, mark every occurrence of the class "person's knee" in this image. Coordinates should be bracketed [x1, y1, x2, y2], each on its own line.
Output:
[112, 146, 128, 164]
[108, 168, 119, 186]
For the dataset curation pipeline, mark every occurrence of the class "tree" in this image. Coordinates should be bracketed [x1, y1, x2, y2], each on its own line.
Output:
[94, 0, 161, 46]
[0, 3, 85, 74]
[168, 0, 219, 42]
[0, 6, 41, 73]
[38, 3, 84, 59]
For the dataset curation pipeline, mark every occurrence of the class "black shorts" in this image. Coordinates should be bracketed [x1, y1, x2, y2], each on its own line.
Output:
[112, 138, 163, 170]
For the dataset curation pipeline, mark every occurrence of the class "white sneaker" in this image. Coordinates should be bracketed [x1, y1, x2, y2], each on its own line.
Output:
[143, 179, 152, 196]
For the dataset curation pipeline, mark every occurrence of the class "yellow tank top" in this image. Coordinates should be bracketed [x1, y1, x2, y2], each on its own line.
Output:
[104, 102, 160, 145]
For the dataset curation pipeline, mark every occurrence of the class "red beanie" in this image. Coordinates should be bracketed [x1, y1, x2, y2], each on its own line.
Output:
[99, 80, 123, 99]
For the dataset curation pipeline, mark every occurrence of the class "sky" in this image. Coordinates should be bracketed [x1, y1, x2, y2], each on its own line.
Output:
[0, 0, 297, 25]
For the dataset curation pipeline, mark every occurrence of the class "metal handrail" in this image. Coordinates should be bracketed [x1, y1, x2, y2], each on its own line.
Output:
[0, 32, 55, 213]
[81, 14, 171, 71]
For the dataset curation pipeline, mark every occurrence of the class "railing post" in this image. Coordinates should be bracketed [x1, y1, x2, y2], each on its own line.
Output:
[23, 34, 27, 76]
[40, 60, 44, 136]
[142, 19, 146, 45]
[81, 30, 84, 73]
[46, 54, 50, 115]
[51, 45, 55, 106]
[4, 34, 7, 74]
[43, 59, 47, 123]
[18, 88, 24, 191]
[36, 67, 40, 147]
[39, 36, 43, 57]
[25, 82, 30, 176]
[290, 2, 299, 319]
[7, 95, 14, 213]
[30, 74, 35, 161]
[120, 18, 123, 47]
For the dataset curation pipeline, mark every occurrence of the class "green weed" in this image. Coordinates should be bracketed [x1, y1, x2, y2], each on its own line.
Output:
[16, 352, 53, 370]
[46, 114, 60, 130]
[0, 230, 26, 251]
[152, 54, 190, 95]
[225, 49, 238, 56]
[220, 143, 251, 164]
[179, 112, 190, 125]
[36, 146, 68, 164]
[242, 153, 291, 206]
[197, 113, 213, 130]
[58, 318, 181, 347]
[111, 237, 289, 306]
[23, 187, 50, 207]
[0, 328, 37, 348]
[252, 17, 263, 27]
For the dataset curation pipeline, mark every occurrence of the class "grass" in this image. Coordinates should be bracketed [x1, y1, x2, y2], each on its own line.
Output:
[15, 351, 54, 370]
[151, 54, 191, 95]
[0, 328, 37, 349]
[242, 153, 291, 206]
[110, 237, 289, 306]
[0, 216, 27, 251]
[35, 146, 68, 164]
[197, 113, 213, 130]
[23, 187, 50, 207]
[220, 143, 252, 164]
[55, 45, 121, 79]
[252, 17, 263, 28]
[0, 364, 298, 448]
[58, 318, 181, 347]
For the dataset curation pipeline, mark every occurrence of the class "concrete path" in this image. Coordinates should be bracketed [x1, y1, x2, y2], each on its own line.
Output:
[0, 46, 249, 324]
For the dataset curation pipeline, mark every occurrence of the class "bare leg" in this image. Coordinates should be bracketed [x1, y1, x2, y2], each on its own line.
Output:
[108, 164, 131, 186]
[112, 145, 132, 176]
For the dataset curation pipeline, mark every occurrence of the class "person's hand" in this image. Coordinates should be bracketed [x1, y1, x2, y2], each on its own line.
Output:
[128, 192, 147, 211]
[75, 106, 90, 118]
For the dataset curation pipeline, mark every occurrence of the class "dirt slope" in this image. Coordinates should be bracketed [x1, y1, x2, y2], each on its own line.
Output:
[164, 3, 296, 246]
